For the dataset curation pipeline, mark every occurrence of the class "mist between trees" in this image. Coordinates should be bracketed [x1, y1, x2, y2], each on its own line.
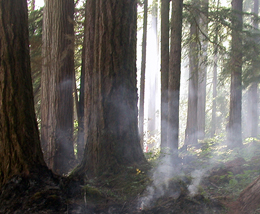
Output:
[1, 0, 260, 213]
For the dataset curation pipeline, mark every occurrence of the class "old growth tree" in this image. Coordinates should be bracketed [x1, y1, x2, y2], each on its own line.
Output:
[227, 0, 243, 147]
[167, 0, 183, 156]
[0, 0, 46, 187]
[73, 0, 146, 178]
[41, 0, 75, 174]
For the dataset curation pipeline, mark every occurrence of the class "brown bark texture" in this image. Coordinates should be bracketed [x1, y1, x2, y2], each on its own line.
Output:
[41, 0, 75, 174]
[167, 0, 183, 154]
[0, 0, 46, 187]
[160, 0, 169, 149]
[139, 0, 148, 149]
[74, 0, 146, 178]
[227, 0, 243, 147]
[231, 175, 260, 213]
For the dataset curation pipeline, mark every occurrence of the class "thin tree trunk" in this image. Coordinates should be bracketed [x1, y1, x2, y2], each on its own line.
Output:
[211, 50, 218, 137]
[139, 0, 148, 150]
[248, 83, 258, 137]
[185, 1, 199, 147]
[227, 0, 243, 147]
[160, 0, 170, 150]
[197, 0, 208, 140]
[211, 0, 220, 138]
[0, 0, 46, 187]
[247, 0, 259, 138]
[167, 0, 183, 158]
[41, 0, 75, 174]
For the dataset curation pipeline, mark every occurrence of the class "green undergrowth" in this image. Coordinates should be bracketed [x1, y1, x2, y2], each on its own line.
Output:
[180, 137, 260, 201]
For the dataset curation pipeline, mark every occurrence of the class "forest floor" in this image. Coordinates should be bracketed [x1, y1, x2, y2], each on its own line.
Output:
[1, 138, 260, 213]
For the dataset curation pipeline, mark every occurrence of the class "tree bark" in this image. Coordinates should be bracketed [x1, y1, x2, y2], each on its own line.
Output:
[211, 0, 220, 138]
[232, 175, 260, 213]
[41, 0, 75, 174]
[227, 0, 243, 147]
[197, 0, 208, 140]
[160, 0, 169, 150]
[247, 0, 259, 138]
[185, 1, 199, 147]
[139, 0, 148, 150]
[211, 51, 218, 137]
[73, 0, 146, 178]
[167, 0, 183, 157]
[0, 0, 46, 187]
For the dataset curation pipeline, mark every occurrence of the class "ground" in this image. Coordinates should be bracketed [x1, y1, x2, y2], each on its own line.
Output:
[1, 139, 260, 213]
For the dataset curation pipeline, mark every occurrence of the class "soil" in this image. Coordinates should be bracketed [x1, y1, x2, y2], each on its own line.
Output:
[0, 154, 259, 214]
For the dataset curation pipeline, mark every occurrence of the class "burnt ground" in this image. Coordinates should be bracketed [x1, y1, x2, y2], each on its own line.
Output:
[1, 141, 260, 213]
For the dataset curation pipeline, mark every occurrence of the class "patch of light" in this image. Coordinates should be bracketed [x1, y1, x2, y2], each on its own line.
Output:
[35, 0, 44, 9]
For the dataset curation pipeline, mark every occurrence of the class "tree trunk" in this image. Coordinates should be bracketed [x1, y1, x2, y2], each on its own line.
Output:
[211, 0, 220, 138]
[139, 0, 148, 150]
[0, 0, 46, 187]
[211, 51, 218, 137]
[231, 175, 260, 213]
[41, 0, 75, 174]
[197, 0, 208, 140]
[227, 0, 243, 147]
[247, 0, 259, 138]
[185, 1, 199, 147]
[167, 0, 183, 158]
[160, 0, 170, 150]
[247, 83, 258, 137]
[73, 0, 146, 178]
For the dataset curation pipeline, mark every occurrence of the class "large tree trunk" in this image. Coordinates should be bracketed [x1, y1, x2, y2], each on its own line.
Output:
[167, 0, 183, 157]
[160, 0, 170, 150]
[73, 0, 146, 178]
[185, 1, 199, 147]
[0, 0, 46, 187]
[139, 0, 148, 150]
[227, 0, 243, 147]
[41, 0, 75, 174]
[197, 0, 208, 140]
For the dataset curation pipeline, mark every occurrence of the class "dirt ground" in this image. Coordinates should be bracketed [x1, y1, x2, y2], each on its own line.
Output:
[1, 150, 260, 214]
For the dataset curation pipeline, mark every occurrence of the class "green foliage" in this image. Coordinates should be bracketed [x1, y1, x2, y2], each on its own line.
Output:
[28, 7, 43, 122]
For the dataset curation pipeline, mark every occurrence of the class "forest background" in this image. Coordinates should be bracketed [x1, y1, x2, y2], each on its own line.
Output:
[1, 0, 260, 213]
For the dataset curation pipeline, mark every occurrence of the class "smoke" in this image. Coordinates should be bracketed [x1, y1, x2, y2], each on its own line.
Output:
[188, 169, 207, 196]
[139, 153, 183, 209]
